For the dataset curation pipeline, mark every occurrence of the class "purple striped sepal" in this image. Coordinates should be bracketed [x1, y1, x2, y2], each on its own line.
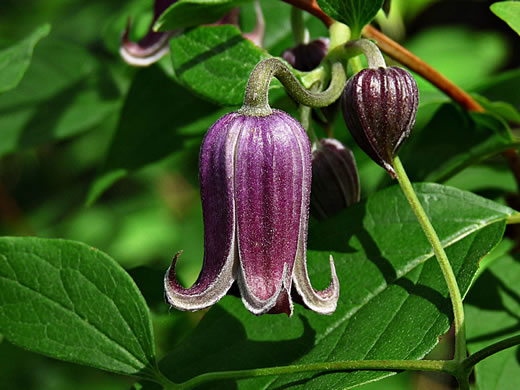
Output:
[164, 110, 339, 316]
[341, 67, 419, 177]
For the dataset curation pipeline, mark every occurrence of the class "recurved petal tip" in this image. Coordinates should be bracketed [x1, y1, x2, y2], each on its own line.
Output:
[238, 262, 294, 316]
[164, 250, 236, 312]
[293, 254, 340, 315]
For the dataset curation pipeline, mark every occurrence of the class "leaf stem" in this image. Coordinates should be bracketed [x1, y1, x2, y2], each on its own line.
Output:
[291, 6, 309, 44]
[392, 156, 467, 362]
[463, 334, 520, 371]
[174, 359, 457, 389]
[300, 83, 321, 144]
[239, 58, 346, 116]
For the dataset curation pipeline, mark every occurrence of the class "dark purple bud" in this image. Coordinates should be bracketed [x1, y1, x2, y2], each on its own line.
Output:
[164, 110, 339, 316]
[311, 139, 360, 220]
[282, 38, 329, 72]
[341, 66, 419, 177]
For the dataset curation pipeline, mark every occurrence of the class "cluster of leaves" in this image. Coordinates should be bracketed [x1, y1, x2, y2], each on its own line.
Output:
[1, 0, 520, 389]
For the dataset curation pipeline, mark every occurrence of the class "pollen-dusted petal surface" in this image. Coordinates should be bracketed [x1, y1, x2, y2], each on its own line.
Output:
[294, 134, 340, 314]
[234, 110, 309, 315]
[164, 113, 241, 311]
[341, 66, 419, 176]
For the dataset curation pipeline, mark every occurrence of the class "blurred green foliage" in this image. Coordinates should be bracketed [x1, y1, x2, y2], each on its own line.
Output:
[0, 0, 519, 389]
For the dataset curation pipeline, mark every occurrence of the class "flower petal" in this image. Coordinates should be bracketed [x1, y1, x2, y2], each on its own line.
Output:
[234, 111, 307, 315]
[293, 254, 340, 314]
[293, 129, 340, 314]
[164, 113, 241, 311]
[120, 0, 178, 67]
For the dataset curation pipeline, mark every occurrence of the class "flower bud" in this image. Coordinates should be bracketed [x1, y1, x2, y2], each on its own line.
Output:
[311, 139, 360, 220]
[282, 38, 329, 71]
[341, 66, 419, 177]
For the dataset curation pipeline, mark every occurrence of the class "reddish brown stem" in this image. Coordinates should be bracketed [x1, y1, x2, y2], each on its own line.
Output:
[281, 0, 334, 27]
[282, 0, 520, 191]
[362, 25, 484, 112]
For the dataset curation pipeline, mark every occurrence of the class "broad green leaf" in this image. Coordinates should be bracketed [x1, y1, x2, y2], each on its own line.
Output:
[491, 1, 520, 36]
[159, 183, 512, 388]
[87, 66, 225, 204]
[473, 68, 520, 108]
[406, 27, 508, 91]
[444, 163, 517, 195]
[0, 339, 133, 390]
[398, 103, 518, 183]
[317, 0, 384, 37]
[154, 0, 250, 31]
[0, 37, 124, 157]
[465, 254, 520, 390]
[0, 237, 157, 377]
[170, 25, 270, 106]
[472, 93, 520, 124]
[0, 24, 50, 93]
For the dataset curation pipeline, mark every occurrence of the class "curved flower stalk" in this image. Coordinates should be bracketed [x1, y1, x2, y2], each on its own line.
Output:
[165, 110, 339, 316]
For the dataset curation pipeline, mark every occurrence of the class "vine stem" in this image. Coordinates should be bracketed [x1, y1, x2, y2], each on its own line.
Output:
[282, 0, 520, 191]
[345, 39, 386, 69]
[392, 156, 467, 362]
[172, 359, 457, 389]
[239, 58, 346, 116]
[291, 7, 309, 44]
[463, 334, 520, 371]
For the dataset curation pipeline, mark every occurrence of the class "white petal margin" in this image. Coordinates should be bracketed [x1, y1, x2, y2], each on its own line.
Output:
[164, 246, 237, 312]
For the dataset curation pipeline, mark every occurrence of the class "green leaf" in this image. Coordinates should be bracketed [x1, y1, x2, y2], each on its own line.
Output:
[158, 183, 512, 388]
[491, 1, 520, 36]
[407, 27, 508, 91]
[472, 93, 520, 125]
[317, 0, 384, 37]
[170, 25, 270, 106]
[473, 68, 520, 107]
[465, 253, 520, 390]
[0, 24, 50, 93]
[154, 0, 250, 31]
[0, 237, 157, 377]
[398, 103, 518, 183]
[0, 37, 124, 157]
[86, 65, 226, 204]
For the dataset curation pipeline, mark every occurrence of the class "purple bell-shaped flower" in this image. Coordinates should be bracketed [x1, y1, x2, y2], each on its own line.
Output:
[164, 110, 339, 316]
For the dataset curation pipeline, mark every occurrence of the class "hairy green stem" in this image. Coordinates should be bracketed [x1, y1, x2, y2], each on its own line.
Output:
[173, 359, 457, 389]
[299, 83, 321, 144]
[345, 39, 387, 69]
[463, 334, 520, 371]
[239, 58, 346, 116]
[156, 334, 520, 389]
[393, 156, 467, 362]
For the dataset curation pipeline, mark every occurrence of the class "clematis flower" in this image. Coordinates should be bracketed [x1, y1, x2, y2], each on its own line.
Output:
[164, 110, 339, 316]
